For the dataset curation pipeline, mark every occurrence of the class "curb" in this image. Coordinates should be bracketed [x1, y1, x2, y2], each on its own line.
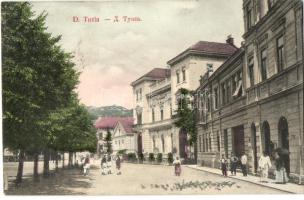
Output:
[185, 166, 296, 194]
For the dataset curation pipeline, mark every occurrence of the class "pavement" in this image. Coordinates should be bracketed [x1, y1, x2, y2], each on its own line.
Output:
[186, 165, 304, 194]
[3, 160, 293, 195]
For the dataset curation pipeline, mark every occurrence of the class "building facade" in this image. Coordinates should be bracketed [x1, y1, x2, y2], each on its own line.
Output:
[94, 117, 134, 156]
[131, 39, 238, 160]
[196, 0, 303, 177]
[112, 119, 136, 154]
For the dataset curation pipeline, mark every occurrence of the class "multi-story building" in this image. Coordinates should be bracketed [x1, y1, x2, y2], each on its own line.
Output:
[112, 118, 136, 154]
[94, 117, 134, 156]
[131, 38, 238, 160]
[196, 0, 303, 178]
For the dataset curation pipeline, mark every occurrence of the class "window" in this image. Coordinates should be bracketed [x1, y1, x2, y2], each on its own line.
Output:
[136, 91, 138, 101]
[207, 64, 213, 73]
[199, 135, 202, 152]
[122, 140, 124, 144]
[209, 133, 212, 152]
[176, 70, 180, 84]
[248, 57, 254, 87]
[277, 36, 284, 72]
[226, 81, 231, 103]
[233, 71, 243, 98]
[137, 113, 142, 125]
[217, 131, 220, 151]
[214, 87, 218, 109]
[202, 135, 205, 152]
[261, 48, 267, 81]
[182, 68, 186, 81]
[161, 135, 165, 153]
[160, 109, 164, 120]
[170, 104, 172, 117]
[221, 83, 226, 105]
[139, 88, 142, 100]
[224, 129, 228, 158]
[205, 134, 209, 152]
[152, 108, 155, 122]
[246, 5, 253, 30]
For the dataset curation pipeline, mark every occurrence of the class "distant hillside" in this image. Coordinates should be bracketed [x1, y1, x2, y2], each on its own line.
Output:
[86, 105, 133, 121]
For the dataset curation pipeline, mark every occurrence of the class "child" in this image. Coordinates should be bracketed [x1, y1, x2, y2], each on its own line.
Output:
[173, 157, 182, 176]
[220, 154, 228, 177]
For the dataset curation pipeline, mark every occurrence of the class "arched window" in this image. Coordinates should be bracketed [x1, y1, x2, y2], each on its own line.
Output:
[261, 121, 272, 155]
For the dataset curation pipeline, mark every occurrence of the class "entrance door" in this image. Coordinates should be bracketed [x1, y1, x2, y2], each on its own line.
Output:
[179, 129, 188, 159]
[251, 123, 258, 173]
[278, 117, 290, 175]
[233, 125, 245, 158]
[137, 133, 143, 154]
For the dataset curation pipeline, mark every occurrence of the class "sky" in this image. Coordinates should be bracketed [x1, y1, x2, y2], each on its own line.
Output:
[31, 0, 244, 109]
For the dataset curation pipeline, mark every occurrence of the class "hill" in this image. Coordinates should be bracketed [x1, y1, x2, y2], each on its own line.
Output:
[87, 105, 133, 121]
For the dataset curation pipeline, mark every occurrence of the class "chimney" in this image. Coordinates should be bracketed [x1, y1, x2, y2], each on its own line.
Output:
[226, 35, 234, 45]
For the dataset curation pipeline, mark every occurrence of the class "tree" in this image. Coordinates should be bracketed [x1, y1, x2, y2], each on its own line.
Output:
[2, 2, 79, 183]
[174, 88, 198, 162]
[104, 130, 113, 154]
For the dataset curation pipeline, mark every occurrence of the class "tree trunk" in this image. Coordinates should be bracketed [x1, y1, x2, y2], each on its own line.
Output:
[55, 151, 59, 171]
[74, 152, 77, 167]
[33, 153, 39, 181]
[15, 150, 25, 185]
[43, 149, 50, 177]
[62, 152, 65, 169]
[68, 151, 73, 167]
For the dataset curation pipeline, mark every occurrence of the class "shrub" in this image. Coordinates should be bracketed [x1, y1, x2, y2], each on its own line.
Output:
[127, 153, 137, 162]
[149, 153, 155, 162]
[157, 153, 163, 163]
[138, 152, 144, 161]
[167, 152, 174, 164]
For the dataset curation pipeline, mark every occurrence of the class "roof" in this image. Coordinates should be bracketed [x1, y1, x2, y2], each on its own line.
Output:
[131, 68, 170, 86]
[94, 117, 134, 130]
[118, 119, 134, 133]
[167, 41, 238, 65]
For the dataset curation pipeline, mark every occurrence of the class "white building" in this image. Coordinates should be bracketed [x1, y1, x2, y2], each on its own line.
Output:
[131, 37, 238, 161]
[112, 119, 136, 154]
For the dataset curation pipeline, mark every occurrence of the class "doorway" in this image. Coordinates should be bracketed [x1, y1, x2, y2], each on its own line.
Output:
[251, 123, 258, 173]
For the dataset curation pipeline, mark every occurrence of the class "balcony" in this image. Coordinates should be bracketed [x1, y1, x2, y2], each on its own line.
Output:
[246, 63, 302, 104]
[149, 77, 171, 93]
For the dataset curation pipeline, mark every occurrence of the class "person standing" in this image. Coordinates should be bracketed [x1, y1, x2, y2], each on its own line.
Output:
[106, 154, 112, 174]
[274, 152, 289, 184]
[241, 153, 248, 176]
[230, 152, 238, 176]
[83, 155, 90, 176]
[116, 155, 122, 175]
[173, 157, 181, 176]
[101, 155, 107, 175]
[220, 154, 228, 177]
[258, 151, 272, 182]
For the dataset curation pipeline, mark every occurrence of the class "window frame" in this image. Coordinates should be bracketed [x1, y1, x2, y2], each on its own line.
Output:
[261, 48, 268, 81]
[277, 35, 284, 73]
[248, 57, 254, 87]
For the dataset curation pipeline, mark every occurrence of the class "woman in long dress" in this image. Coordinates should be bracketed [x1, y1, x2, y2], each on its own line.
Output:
[173, 157, 181, 176]
[274, 152, 289, 184]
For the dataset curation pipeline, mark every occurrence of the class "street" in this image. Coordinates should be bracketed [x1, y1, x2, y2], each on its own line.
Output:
[4, 161, 287, 195]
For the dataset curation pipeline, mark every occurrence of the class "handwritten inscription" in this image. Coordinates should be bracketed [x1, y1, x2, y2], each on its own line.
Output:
[72, 16, 142, 23]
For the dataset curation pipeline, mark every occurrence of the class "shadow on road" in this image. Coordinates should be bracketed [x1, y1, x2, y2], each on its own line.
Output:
[5, 168, 94, 195]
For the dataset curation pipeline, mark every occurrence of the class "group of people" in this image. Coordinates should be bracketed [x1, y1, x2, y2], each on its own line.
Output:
[220, 152, 248, 177]
[100, 154, 121, 175]
[220, 150, 289, 184]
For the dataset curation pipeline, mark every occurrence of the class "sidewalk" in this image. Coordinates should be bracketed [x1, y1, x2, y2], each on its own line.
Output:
[186, 165, 304, 194]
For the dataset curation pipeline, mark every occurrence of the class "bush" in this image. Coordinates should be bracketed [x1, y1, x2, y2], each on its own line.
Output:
[167, 152, 174, 164]
[149, 153, 155, 162]
[157, 153, 163, 163]
[127, 153, 137, 162]
[138, 152, 144, 161]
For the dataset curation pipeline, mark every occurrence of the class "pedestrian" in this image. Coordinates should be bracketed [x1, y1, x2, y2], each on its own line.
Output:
[83, 155, 90, 176]
[274, 151, 289, 184]
[173, 157, 181, 176]
[220, 154, 228, 177]
[107, 154, 112, 174]
[258, 151, 272, 182]
[241, 153, 248, 176]
[116, 154, 122, 175]
[230, 152, 238, 176]
[101, 155, 107, 175]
